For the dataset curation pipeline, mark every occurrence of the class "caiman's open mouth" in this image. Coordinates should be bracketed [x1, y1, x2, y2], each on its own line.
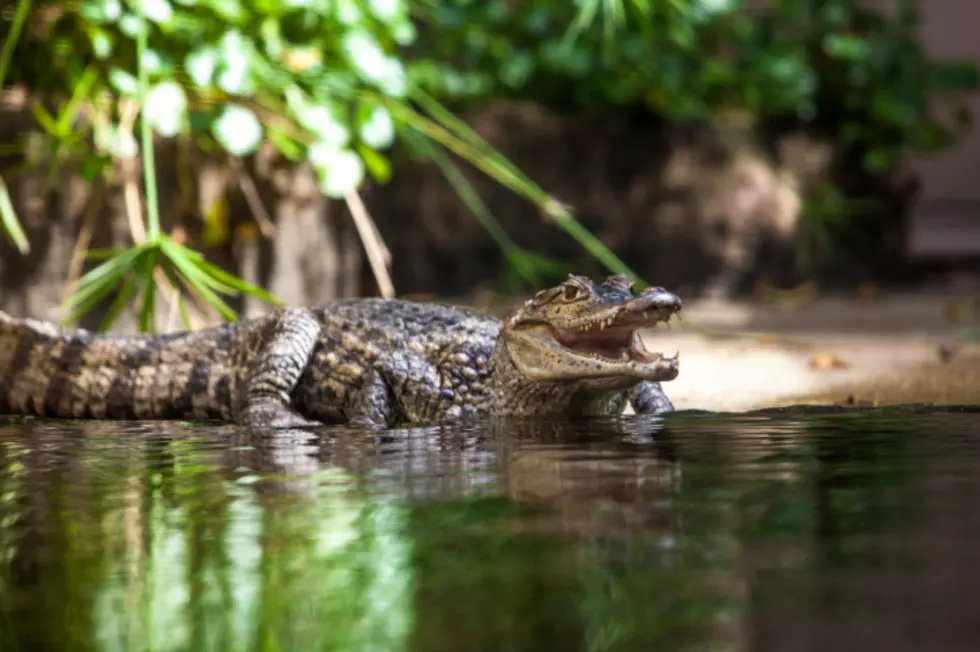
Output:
[555, 324, 662, 363]
[551, 308, 676, 363]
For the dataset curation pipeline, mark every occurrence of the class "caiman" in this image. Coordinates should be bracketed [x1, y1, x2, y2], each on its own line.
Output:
[0, 274, 682, 429]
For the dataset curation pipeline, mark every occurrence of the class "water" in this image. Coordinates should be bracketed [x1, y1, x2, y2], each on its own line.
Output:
[2, 408, 980, 652]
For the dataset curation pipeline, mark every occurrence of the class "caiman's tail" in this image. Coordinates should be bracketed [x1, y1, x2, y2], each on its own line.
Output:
[0, 310, 234, 421]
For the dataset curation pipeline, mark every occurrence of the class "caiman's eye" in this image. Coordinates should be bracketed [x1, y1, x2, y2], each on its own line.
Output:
[563, 285, 582, 301]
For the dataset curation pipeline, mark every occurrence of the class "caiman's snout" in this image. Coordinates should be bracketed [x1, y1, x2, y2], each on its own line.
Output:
[626, 287, 682, 314]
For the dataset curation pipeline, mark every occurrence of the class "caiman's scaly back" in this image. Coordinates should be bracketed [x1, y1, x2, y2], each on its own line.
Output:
[0, 275, 682, 429]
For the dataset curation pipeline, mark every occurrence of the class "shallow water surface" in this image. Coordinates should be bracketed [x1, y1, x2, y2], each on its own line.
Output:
[2, 408, 980, 652]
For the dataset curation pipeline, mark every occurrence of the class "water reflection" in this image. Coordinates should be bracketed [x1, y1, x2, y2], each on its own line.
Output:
[0, 409, 979, 651]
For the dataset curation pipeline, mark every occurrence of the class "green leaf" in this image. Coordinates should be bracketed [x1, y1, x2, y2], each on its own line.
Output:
[822, 34, 869, 61]
[162, 266, 195, 331]
[80, 0, 123, 23]
[67, 271, 133, 327]
[202, 0, 244, 23]
[29, 103, 60, 136]
[933, 61, 980, 91]
[368, 0, 402, 23]
[64, 245, 148, 310]
[357, 144, 392, 184]
[342, 30, 406, 97]
[81, 154, 111, 182]
[356, 104, 395, 149]
[95, 124, 139, 157]
[97, 272, 139, 332]
[109, 67, 140, 95]
[310, 147, 364, 198]
[140, 48, 173, 76]
[286, 87, 350, 147]
[144, 81, 188, 137]
[85, 247, 127, 261]
[118, 13, 147, 38]
[139, 0, 174, 24]
[64, 248, 146, 326]
[159, 239, 242, 296]
[194, 258, 283, 306]
[217, 30, 254, 94]
[0, 177, 29, 254]
[89, 28, 115, 59]
[160, 248, 239, 322]
[392, 20, 416, 46]
[138, 250, 158, 332]
[212, 104, 262, 156]
[186, 47, 219, 87]
[267, 126, 304, 161]
[335, 0, 363, 25]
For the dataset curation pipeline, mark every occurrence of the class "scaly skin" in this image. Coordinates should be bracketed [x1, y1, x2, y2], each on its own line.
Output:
[0, 274, 682, 429]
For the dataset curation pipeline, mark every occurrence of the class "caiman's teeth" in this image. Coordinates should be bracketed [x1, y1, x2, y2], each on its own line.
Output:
[621, 351, 629, 362]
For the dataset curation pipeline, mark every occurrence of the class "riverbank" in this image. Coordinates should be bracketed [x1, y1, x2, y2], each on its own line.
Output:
[636, 290, 980, 412]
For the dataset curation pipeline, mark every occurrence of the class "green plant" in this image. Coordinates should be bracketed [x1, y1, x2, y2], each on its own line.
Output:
[0, 0, 642, 332]
[411, 0, 978, 250]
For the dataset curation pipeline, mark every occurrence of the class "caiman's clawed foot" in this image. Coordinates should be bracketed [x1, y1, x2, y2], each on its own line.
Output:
[241, 400, 322, 430]
[630, 380, 675, 416]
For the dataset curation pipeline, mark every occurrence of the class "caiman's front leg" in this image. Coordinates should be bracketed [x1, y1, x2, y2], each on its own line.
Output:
[629, 381, 674, 416]
[344, 351, 451, 430]
[236, 308, 323, 429]
[344, 368, 396, 430]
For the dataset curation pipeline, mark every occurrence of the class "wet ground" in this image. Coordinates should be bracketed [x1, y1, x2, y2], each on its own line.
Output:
[3, 408, 980, 651]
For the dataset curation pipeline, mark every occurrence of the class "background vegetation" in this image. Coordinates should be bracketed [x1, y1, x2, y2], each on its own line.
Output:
[1, 0, 977, 331]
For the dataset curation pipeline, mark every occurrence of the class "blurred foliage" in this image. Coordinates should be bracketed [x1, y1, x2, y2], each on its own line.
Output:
[0, 0, 978, 330]
[413, 0, 979, 174]
[0, 0, 641, 330]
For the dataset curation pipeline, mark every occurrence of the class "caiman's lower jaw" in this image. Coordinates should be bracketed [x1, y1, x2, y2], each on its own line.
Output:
[552, 307, 679, 366]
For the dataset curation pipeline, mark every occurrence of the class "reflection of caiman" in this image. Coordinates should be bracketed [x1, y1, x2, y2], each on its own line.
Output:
[0, 274, 681, 429]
